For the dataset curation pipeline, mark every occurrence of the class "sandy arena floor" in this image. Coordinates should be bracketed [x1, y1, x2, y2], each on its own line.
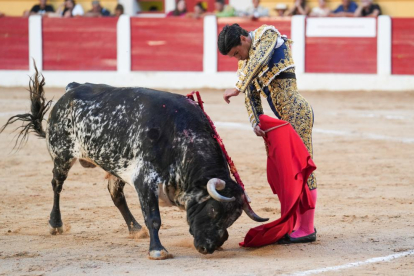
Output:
[0, 86, 413, 276]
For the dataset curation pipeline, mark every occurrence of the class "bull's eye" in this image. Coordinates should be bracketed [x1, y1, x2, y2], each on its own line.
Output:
[208, 206, 218, 219]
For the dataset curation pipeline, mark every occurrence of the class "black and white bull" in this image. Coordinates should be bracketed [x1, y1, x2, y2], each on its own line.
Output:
[1, 68, 267, 259]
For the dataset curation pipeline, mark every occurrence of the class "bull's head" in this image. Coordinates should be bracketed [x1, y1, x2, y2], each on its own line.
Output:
[187, 178, 268, 254]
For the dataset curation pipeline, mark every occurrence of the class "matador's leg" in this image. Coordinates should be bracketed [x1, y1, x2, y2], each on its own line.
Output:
[273, 80, 317, 239]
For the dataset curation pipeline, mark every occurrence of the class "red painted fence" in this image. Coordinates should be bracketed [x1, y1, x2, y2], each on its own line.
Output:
[305, 37, 377, 74]
[0, 17, 29, 70]
[217, 18, 291, 72]
[392, 18, 414, 75]
[131, 18, 204, 71]
[42, 17, 117, 71]
[1, 16, 414, 76]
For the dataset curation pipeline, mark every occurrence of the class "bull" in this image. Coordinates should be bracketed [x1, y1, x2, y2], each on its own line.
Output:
[0, 68, 267, 259]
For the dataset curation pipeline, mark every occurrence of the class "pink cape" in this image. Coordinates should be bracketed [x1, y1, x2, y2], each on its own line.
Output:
[240, 115, 316, 247]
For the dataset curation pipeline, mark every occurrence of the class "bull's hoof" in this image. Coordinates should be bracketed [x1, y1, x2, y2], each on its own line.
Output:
[49, 225, 64, 235]
[128, 223, 142, 234]
[148, 250, 173, 260]
[129, 227, 149, 239]
[129, 227, 142, 235]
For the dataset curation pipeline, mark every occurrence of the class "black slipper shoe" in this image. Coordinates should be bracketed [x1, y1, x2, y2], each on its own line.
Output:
[277, 234, 291, 244]
[289, 230, 317, 243]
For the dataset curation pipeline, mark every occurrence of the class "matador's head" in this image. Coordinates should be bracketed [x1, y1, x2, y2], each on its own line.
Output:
[218, 24, 252, 61]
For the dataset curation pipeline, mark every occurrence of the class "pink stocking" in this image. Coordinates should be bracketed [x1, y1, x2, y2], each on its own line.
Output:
[290, 189, 317, 238]
[293, 205, 302, 232]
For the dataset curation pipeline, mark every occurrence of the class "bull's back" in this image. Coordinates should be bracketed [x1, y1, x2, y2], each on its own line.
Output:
[61, 83, 193, 114]
[46, 83, 212, 172]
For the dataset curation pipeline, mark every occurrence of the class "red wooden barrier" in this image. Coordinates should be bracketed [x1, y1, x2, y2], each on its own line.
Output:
[0, 17, 29, 70]
[217, 18, 291, 72]
[392, 18, 414, 75]
[42, 18, 117, 71]
[305, 37, 377, 74]
[131, 18, 203, 71]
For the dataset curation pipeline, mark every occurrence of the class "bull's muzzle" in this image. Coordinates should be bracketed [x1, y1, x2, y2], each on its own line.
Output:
[197, 245, 213, 254]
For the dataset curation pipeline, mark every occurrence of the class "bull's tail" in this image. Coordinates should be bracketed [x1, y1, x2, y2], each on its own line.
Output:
[0, 62, 52, 149]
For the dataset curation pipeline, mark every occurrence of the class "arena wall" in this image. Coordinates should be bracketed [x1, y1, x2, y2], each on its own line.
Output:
[0, 15, 414, 91]
[42, 17, 118, 71]
[392, 18, 414, 75]
[0, 17, 28, 70]
[130, 18, 204, 71]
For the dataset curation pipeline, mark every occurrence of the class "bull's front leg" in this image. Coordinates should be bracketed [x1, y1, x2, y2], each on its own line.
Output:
[134, 174, 172, 260]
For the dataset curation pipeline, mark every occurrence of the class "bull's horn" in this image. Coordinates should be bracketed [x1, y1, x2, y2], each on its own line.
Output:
[242, 194, 269, 222]
[207, 178, 235, 202]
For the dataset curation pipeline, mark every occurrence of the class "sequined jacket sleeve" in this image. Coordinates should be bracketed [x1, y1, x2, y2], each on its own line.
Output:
[235, 30, 278, 93]
[244, 84, 263, 128]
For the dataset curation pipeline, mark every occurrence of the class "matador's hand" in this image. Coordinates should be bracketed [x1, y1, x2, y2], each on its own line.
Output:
[254, 125, 266, 137]
[223, 88, 240, 104]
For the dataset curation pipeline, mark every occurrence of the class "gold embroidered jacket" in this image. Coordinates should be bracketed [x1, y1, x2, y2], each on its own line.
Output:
[236, 25, 295, 127]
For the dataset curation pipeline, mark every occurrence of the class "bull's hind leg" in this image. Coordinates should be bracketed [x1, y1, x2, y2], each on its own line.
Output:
[107, 176, 142, 234]
[49, 157, 76, 235]
[134, 174, 172, 260]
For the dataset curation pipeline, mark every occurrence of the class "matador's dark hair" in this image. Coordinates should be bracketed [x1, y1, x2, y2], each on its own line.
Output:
[217, 24, 249, 55]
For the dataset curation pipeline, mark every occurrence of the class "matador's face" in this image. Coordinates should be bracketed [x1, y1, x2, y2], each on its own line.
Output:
[227, 35, 251, 61]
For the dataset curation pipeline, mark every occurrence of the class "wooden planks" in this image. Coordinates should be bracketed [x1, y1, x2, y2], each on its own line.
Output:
[131, 17, 204, 72]
[305, 37, 377, 74]
[42, 17, 117, 71]
[0, 17, 29, 70]
[392, 18, 414, 75]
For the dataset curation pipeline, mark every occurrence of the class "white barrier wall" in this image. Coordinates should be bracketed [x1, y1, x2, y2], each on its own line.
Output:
[28, 15, 42, 74]
[203, 15, 218, 74]
[377, 16, 392, 75]
[1, 15, 414, 91]
[117, 14, 131, 74]
[291, 15, 306, 74]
